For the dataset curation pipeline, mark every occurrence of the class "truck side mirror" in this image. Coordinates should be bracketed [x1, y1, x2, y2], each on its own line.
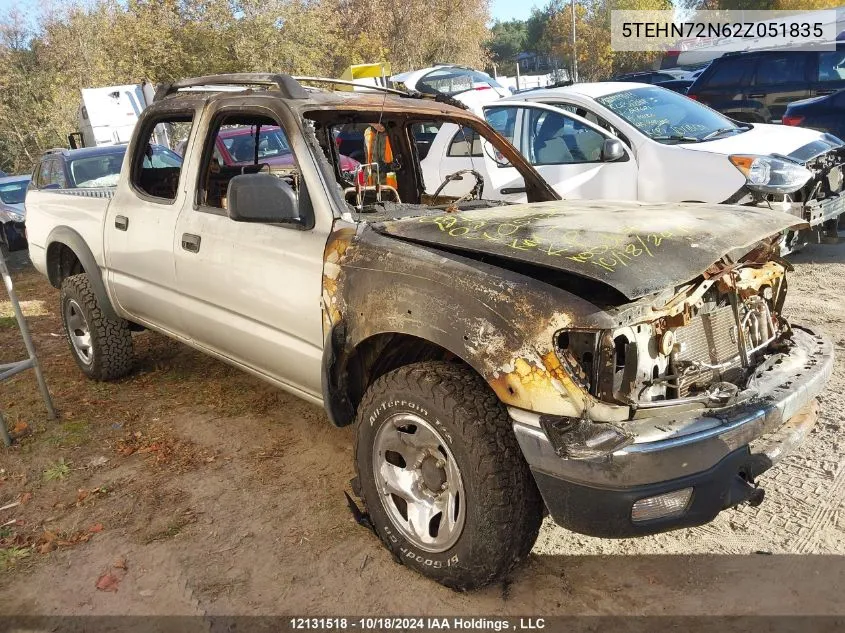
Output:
[601, 139, 625, 162]
[227, 173, 299, 224]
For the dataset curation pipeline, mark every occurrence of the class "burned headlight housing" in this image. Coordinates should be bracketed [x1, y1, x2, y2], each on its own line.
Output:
[554, 330, 600, 393]
[729, 154, 812, 194]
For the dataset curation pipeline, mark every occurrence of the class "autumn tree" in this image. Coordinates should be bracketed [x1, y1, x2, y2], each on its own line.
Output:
[0, 0, 490, 174]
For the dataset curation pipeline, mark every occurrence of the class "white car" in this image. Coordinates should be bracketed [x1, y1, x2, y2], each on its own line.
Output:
[391, 65, 511, 114]
[421, 82, 845, 234]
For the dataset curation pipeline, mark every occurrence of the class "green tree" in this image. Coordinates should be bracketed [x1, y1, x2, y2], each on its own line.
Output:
[485, 19, 528, 72]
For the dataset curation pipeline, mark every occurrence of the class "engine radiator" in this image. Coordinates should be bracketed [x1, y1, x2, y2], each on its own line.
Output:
[673, 304, 741, 396]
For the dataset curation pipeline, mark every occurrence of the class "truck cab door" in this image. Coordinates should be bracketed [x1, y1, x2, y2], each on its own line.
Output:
[104, 111, 197, 339]
[172, 103, 326, 399]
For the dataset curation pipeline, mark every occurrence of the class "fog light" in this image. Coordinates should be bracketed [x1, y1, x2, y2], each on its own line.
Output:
[631, 488, 693, 522]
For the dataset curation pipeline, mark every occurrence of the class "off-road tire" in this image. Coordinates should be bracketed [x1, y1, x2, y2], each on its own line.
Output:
[60, 273, 133, 380]
[354, 361, 544, 590]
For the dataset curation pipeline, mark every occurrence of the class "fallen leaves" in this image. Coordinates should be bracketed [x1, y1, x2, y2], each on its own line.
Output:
[116, 429, 215, 471]
[95, 556, 128, 592]
[36, 524, 102, 554]
[95, 572, 120, 592]
[10, 421, 30, 440]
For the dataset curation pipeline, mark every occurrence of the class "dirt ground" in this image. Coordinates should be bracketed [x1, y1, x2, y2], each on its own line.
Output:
[1, 239, 845, 618]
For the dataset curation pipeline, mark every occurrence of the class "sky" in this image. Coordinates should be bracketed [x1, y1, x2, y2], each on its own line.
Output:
[490, 0, 546, 22]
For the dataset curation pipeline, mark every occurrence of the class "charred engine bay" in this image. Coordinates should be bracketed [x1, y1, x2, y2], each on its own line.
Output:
[328, 205, 795, 424]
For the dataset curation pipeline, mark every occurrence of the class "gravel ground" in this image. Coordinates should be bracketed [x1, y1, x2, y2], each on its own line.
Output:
[0, 238, 844, 617]
[533, 236, 845, 560]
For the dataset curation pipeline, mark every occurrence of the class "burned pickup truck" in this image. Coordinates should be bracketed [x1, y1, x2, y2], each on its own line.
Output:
[24, 74, 832, 590]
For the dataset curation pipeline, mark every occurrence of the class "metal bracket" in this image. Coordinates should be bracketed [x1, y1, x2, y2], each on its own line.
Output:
[0, 253, 56, 447]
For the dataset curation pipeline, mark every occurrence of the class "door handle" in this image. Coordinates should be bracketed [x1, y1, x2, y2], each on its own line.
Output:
[748, 93, 766, 98]
[500, 187, 527, 195]
[816, 89, 835, 96]
[181, 233, 201, 253]
[114, 215, 129, 231]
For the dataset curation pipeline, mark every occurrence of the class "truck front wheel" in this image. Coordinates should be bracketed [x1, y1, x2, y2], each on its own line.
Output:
[60, 273, 133, 380]
[353, 361, 543, 590]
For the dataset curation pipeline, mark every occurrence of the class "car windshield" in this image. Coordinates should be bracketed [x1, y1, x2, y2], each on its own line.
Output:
[596, 86, 745, 143]
[417, 68, 504, 96]
[144, 146, 183, 168]
[221, 126, 291, 162]
[0, 179, 29, 204]
[70, 150, 126, 188]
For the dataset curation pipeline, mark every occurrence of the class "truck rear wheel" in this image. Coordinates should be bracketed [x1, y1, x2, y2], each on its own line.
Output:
[353, 361, 543, 590]
[60, 273, 133, 381]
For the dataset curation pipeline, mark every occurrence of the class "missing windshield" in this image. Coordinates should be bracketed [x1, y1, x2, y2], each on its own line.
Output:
[305, 109, 553, 218]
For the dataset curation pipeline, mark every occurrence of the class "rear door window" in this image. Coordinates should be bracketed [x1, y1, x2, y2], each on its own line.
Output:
[754, 54, 810, 85]
[447, 126, 482, 157]
[702, 57, 754, 87]
[131, 113, 192, 202]
[37, 160, 52, 188]
[818, 50, 845, 82]
[47, 159, 67, 188]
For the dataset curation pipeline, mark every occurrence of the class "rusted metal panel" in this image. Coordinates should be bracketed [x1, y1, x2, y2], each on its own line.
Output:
[371, 200, 805, 300]
[321, 222, 633, 420]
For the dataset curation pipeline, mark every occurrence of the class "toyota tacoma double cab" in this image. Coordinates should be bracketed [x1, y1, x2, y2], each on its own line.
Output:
[25, 74, 833, 590]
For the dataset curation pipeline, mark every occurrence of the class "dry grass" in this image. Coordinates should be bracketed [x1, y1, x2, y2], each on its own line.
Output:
[0, 265, 284, 579]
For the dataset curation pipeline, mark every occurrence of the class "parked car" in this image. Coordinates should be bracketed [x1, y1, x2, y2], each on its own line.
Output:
[783, 89, 845, 140]
[687, 48, 845, 123]
[25, 73, 832, 591]
[0, 174, 31, 254]
[422, 82, 845, 247]
[655, 78, 694, 94]
[214, 125, 359, 173]
[31, 144, 182, 190]
[391, 64, 511, 113]
[612, 71, 677, 84]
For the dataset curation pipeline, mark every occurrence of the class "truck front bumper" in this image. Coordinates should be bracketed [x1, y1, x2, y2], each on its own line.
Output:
[511, 327, 833, 538]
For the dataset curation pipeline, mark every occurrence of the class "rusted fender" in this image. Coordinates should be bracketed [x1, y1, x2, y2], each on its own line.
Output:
[322, 223, 629, 423]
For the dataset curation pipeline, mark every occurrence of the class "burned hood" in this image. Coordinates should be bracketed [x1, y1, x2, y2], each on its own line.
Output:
[371, 200, 803, 300]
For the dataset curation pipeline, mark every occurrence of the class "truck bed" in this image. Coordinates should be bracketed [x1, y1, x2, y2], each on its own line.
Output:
[25, 188, 113, 280]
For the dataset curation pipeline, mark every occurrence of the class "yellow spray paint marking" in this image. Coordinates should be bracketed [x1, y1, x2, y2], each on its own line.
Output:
[418, 213, 693, 274]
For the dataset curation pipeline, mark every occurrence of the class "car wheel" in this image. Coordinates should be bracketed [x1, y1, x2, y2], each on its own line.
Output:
[60, 273, 133, 380]
[354, 361, 543, 590]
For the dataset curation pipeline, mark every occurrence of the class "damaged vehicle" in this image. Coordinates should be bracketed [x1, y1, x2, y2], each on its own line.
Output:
[24, 74, 833, 590]
[426, 83, 845, 250]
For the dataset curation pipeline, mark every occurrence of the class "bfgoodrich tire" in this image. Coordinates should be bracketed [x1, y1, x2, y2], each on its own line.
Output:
[354, 361, 543, 590]
[60, 273, 133, 380]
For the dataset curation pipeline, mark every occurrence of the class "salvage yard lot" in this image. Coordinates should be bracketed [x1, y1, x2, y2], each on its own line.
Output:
[1, 241, 845, 616]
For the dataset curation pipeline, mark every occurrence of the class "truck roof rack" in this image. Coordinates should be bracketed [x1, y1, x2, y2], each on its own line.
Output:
[292, 76, 468, 110]
[154, 73, 309, 101]
[152, 72, 469, 111]
[292, 76, 408, 96]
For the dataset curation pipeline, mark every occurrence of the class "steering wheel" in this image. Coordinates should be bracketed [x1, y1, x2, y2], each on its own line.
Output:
[432, 169, 484, 202]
